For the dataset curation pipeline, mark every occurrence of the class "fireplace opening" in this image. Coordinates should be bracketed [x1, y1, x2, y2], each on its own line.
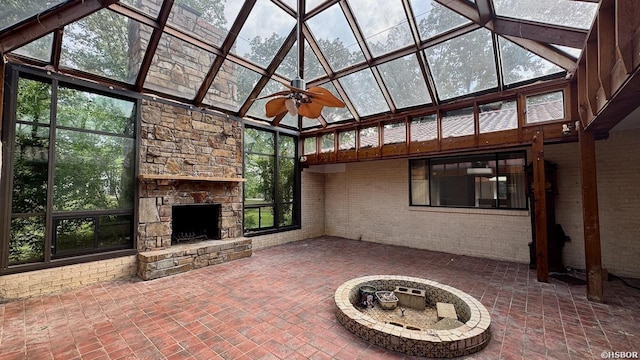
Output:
[171, 204, 221, 244]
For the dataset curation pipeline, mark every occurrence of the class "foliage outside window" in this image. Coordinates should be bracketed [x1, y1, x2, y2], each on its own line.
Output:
[339, 130, 356, 150]
[303, 137, 316, 155]
[410, 152, 527, 209]
[3, 75, 136, 268]
[526, 91, 565, 123]
[243, 127, 298, 233]
[383, 122, 406, 145]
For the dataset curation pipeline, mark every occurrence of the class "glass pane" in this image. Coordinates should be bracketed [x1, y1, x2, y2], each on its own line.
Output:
[499, 37, 564, 86]
[260, 207, 275, 228]
[302, 118, 321, 129]
[17, 78, 51, 124]
[207, 60, 261, 111]
[378, 55, 431, 109]
[232, 0, 295, 67]
[306, 0, 324, 12]
[279, 114, 299, 129]
[277, 158, 295, 205]
[303, 137, 316, 155]
[279, 135, 296, 158]
[306, 4, 365, 71]
[244, 208, 260, 230]
[12, 33, 53, 62]
[12, 123, 49, 214]
[61, 10, 151, 84]
[246, 80, 288, 120]
[54, 217, 95, 255]
[526, 91, 565, 123]
[244, 128, 275, 154]
[359, 126, 379, 148]
[442, 107, 474, 138]
[54, 131, 135, 211]
[245, 154, 275, 204]
[320, 133, 334, 153]
[410, 0, 471, 40]
[493, 0, 598, 30]
[120, 0, 162, 18]
[498, 153, 526, 209]
[551, 44, 582, 60]
[339, 130, 356, 150]
[426, 28, 497, 100]
[167, 0, 243, 48]
[410, 114, 437, 142]
[348, 0, 413, 56]
[98, 214, 133, 248]
[430, 155, 496, 207]
[0, 0, 66, 31]
[57, 87, 135, 136]
[303, 41, 327, 81]
[479, 100, 517, 133]
[318, 82, 353, 123]
[9, 216, 45, 265]
[383, 122, 406, 145]
[278, 204, 293, 227]
[339, 69, 389, 117]
[410, 160, 429, 205]
[145, 32, 216, 100]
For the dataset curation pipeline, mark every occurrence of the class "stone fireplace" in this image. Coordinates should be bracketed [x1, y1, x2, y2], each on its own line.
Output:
[135, 99, 251, 280]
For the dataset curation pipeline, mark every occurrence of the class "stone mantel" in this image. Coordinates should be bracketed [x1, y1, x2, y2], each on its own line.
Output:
[138, 174, 246, 183]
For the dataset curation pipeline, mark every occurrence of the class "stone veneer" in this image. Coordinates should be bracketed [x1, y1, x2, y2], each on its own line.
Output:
[137, 99, 244, 258]
[335, 275, 491, 358]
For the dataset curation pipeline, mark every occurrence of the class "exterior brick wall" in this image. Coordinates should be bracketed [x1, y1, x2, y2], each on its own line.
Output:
[0, 256, 137, 299]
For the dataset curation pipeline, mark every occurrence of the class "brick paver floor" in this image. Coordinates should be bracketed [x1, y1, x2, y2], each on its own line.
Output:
[1, 236, 639, 359]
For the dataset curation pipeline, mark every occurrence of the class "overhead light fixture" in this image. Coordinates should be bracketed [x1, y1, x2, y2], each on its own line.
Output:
[467, 168, 493, 176]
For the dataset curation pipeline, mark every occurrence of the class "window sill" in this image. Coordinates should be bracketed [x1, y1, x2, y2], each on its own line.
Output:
[243, 225, 301, 237]
[407, 206, 529, 217]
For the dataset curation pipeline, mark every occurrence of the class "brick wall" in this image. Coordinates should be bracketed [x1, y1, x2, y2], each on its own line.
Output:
[0, 256, 137, 299]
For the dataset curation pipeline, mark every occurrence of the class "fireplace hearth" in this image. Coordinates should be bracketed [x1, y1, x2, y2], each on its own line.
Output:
[171, 203, 221, 244]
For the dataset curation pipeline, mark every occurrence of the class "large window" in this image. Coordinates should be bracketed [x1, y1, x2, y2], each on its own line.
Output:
[1, 71, 136, 271]
[410, 152, 527, 209]
[243, 127, 299, 234]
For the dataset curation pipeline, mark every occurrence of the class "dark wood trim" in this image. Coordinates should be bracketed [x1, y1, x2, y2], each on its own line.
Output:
[51, 29, 64, 70]
[475, 0, 493, 26]
[532, 129, 548, 282]
[134, 0, 174, 92]
[0, 0, 118, 54]
[493, 18, 588, 49]
[578, 126, 603, 302]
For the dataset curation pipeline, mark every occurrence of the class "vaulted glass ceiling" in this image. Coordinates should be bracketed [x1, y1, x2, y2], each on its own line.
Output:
[1, 0, 598, 132]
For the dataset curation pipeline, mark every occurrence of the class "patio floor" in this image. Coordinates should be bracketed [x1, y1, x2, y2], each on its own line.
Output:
[1, 236, 639, 360]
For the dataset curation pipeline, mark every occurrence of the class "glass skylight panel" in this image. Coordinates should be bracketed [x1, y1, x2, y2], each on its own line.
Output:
[246, 80, 288, 120]
[275, 41, 326, 81]
[204, 60, 261, 111]
[347, 0, 413, 56]
[317, 82, 353, 123]
[425, 28, 497, 100]
[279, 0, 296, 10]
[232, 0, 295, 68]
[120, 0, 161, 18]
[306, 0, 325, 12]
[144, 32, 216, 100]
[410, 0, 471, 40]
[279, 114, 299, 129]
[0, 0, 66, 31]
[167, 0, 242, 49]
[306, 4, 365, 71]
[276, 41, 299, 80]
[302, 118, 321, 129]
[60, 10, 152, 84]
[12, 33, 53, 62]
[499, 37, 564, 86]
[552, 44, 582, 60]
[339, 69, 389, 117]
[493, 0, 598, 30]
[479, 100, 517, 133]
[378, 55, 431, 109]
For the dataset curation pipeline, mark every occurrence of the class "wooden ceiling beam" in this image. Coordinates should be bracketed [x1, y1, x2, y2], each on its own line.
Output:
[493, 18, 587, 48]
[475, 0, 494, 26]
[134, 0, 174, 92]
[502, 35, 578, 70]
[0, 0, 118, 54]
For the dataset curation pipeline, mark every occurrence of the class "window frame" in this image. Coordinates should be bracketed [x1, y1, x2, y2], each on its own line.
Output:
[0, 64, 139, 275]
[409, 151, 528, 210]
[242, 124, 300, 236]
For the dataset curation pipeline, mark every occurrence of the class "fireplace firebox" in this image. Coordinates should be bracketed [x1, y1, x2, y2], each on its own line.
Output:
[171, 204, 221, 244]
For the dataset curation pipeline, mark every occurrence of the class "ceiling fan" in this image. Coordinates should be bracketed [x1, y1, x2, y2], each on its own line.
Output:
[257, 1, 345, 120]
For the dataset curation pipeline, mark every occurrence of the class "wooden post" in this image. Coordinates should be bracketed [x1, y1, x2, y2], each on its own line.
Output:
[532, 130, 548, 282]
[578, 125, 604, 302]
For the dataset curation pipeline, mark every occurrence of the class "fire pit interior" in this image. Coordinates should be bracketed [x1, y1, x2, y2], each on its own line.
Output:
[335, 275, 491, 358]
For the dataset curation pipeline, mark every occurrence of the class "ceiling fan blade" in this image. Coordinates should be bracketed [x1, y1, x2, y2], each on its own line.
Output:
[265, 97, 289, 117]
[307, 86, 346, 108]
[254, 90, 292, 101]
[298, 102, 324, 119]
